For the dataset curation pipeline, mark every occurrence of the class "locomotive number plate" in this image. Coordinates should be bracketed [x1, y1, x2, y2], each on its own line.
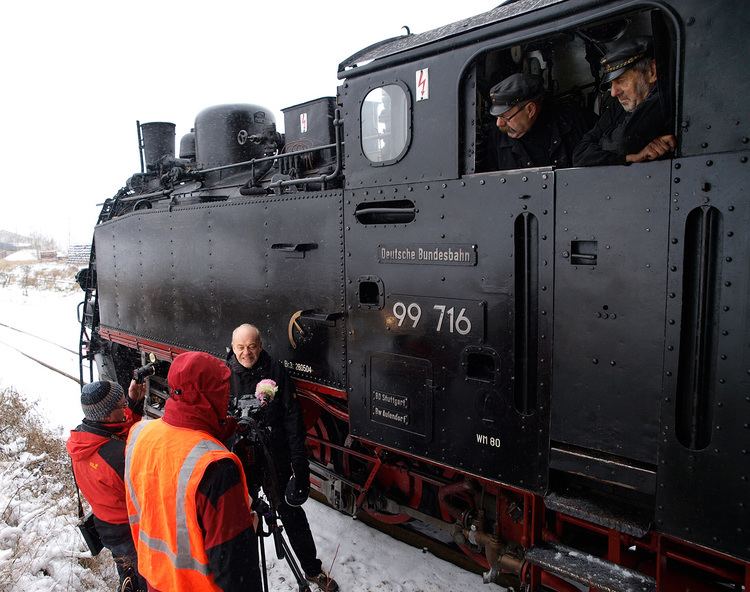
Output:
[385, 295, 485, 341]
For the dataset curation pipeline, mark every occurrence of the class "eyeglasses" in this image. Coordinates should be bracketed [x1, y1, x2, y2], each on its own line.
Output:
[496, 101, 529, 123]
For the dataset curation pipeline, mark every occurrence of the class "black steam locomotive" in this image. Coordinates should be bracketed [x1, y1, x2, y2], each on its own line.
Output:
[78, 0, 749, 589]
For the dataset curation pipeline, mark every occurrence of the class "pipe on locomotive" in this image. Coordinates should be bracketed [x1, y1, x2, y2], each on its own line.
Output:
[108, 116, 344, 207]
[268, 109, 344, 189]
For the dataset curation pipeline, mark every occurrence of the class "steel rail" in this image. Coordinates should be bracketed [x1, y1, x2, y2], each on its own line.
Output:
[0, 338, 81, 385]
[0, 321, 79, 356]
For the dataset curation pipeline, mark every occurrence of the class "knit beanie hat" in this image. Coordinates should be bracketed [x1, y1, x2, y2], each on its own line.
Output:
[81, 380, 125, 422]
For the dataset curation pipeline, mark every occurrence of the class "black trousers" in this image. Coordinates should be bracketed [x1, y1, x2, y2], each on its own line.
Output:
[100, 524, 147, 592]
[251, 463, 322, 577]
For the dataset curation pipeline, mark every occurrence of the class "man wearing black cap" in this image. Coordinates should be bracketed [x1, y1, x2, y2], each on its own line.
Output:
[573, 36, 676, 166]
[487, 72, 591, 171]
[67, 379, 147, 591]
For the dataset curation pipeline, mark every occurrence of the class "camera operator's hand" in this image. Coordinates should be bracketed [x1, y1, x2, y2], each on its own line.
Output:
[285, 466, 310, 507]
[127, 379, 146, 403]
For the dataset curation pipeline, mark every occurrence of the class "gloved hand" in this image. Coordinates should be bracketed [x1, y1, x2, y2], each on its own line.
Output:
[285, 465, 310, 507]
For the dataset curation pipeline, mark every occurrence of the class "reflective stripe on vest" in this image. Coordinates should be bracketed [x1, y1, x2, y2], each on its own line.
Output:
[125, 421, 225, 574]
[124, 419, 147, 526]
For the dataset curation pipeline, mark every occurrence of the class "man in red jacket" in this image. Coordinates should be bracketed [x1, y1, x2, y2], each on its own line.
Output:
[67, 378, 147, 591]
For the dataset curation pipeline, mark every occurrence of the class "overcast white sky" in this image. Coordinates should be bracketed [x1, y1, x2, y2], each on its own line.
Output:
[0, 1, 496, 248]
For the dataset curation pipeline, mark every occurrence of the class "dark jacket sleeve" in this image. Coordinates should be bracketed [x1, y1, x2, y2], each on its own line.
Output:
[196, 459, 260, 592]
[572, 104, 627, 167]
[275, 362, 309, 474]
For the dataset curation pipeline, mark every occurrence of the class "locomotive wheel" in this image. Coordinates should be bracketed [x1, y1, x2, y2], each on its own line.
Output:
[342, 440, 423, 524]
[305, 412, 341, 470]
[437, 473, 491, 569]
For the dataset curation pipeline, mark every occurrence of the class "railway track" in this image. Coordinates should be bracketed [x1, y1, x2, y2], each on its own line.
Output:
[0, 321, 84, 385]
[0, 321, 79, 356]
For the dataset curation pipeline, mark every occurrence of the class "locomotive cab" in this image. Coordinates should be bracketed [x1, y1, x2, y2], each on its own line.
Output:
[339, 0, 748, 584]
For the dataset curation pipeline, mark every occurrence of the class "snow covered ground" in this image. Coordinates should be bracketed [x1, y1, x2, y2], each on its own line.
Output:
[0, 266, 505, 591]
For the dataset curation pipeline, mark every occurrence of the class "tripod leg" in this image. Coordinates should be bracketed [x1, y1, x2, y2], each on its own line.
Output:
[279, 534, 311, 592]
[259, 532, 269, 592]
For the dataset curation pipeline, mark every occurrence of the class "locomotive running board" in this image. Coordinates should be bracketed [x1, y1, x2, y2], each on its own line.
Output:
[524, 542, 656, 592]
[545, 492, 650, 537]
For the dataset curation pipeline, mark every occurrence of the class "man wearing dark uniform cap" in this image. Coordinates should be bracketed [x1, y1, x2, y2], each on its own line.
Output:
[487, 72, 591, 171]
[573, 36, 676, 166]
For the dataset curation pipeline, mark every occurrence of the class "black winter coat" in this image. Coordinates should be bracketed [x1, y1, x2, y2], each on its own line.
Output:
[227, 351, 308, 479]
[572, 89, 672, 167]
[489, 99, 592, 171]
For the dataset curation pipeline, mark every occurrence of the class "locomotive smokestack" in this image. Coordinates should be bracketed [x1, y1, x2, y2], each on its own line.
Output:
[140, 121, 176, 169]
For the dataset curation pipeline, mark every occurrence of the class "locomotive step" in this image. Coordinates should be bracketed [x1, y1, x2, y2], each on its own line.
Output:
[545, 492, 650, 538]
[524, 541, 656, 592]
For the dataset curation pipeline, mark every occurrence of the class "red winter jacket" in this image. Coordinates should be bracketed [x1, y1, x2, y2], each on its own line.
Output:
[67, 407, 140, 526]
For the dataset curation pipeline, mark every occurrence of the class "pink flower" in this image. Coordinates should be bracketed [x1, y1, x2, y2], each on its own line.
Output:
[255, 379, 278, 403]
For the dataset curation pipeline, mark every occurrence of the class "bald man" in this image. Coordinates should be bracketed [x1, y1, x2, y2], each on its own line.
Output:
[228, 324, 338, 592]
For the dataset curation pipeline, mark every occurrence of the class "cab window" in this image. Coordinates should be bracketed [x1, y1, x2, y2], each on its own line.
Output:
[461, 6, 676, 174]
[361, 84, 410, 164]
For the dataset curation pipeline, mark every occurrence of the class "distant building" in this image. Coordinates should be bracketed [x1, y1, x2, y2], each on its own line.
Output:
[67, 244, 92, 266]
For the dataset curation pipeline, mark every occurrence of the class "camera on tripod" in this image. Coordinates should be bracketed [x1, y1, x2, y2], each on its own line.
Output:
[229, 392, 312, 592]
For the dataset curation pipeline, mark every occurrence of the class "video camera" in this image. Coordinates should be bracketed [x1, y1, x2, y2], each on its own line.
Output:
[234, 393, 266, 421]
[133, 362, 156, 384]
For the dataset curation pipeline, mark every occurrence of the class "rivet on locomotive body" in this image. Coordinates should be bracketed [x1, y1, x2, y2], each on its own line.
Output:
[501, 178, 506, 184]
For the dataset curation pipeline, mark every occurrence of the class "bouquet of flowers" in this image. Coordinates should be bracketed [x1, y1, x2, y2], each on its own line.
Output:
[255, 379, 278, 405]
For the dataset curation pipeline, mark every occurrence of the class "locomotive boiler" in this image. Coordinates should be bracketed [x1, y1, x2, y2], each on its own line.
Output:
[77, 0, 750, 589]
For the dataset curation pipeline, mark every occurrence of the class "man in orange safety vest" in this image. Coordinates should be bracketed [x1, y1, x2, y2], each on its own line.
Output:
[125, 351, 261, 592]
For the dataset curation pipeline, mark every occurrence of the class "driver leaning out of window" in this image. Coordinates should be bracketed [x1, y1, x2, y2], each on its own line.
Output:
[573, 36, 676, 166]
